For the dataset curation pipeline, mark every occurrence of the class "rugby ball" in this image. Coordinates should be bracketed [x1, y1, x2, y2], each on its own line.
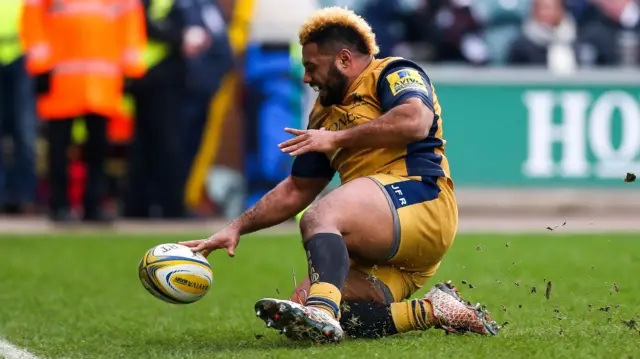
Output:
[138, 243, 213, 304]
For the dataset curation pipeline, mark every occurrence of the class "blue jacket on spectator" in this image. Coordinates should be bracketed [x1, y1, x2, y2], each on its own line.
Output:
[180, 0, 234, 95]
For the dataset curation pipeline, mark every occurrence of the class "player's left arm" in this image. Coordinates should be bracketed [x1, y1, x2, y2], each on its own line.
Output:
[333, 65, 436, 149]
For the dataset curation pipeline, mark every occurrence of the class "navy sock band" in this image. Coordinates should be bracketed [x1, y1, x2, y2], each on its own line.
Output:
[303, 233, 349, 290]
[340, 301, 399, 338]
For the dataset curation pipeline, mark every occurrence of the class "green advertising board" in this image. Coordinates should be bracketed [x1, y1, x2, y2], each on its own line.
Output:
[426, 67, 640, 188]
[314, 67, 640, 189]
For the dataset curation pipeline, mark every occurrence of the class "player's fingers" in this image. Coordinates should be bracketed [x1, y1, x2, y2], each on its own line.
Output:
[205, 239, 226, 250]
[227, 245, 235, 257]
[194, 239, 224, 254]
[202, 249, 211, 258]
[281, 140, 310, 154]
[191, 242, 209, 253]
[280, 138, 310, 151]
[284, 127, 306, 136]
[278, 134, 306, 148]
[289, 143, 314, 157]
[179, 239, 205, 248]
[178, 239, 201, 246]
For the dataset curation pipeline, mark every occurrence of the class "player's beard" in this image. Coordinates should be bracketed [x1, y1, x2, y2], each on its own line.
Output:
[319, 63, 348, 107]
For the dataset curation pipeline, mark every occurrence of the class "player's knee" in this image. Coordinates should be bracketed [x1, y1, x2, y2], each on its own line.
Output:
[299, 205, 339, 241]
[299, 206, 321, 240]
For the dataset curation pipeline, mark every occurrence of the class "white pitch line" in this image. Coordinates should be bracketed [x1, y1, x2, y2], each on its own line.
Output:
[0, 338, 41, 359]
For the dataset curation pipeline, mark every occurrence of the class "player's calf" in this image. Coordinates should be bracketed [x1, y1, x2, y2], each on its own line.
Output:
[297, 228, 350, 321]
[253, 231, 351, 344]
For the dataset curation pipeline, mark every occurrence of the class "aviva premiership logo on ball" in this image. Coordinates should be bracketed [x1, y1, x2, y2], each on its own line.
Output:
[387, 69, 427, 96]
[172, 274, 210, 294]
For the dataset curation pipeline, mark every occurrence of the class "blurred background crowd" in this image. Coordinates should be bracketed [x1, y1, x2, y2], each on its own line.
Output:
[1, 0, 638, 224]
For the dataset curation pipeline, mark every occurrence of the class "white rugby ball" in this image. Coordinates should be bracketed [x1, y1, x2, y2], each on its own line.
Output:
[138, 243, 213, 304]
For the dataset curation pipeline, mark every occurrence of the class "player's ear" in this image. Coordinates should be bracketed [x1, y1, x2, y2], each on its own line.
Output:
[338, 49, 351, 68]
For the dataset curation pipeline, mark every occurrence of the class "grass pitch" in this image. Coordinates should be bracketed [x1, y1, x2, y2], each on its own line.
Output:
[1, 232, 639, 359]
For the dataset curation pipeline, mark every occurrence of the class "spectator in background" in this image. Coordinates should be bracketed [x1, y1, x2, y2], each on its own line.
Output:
[181, 0, 233, 189]
[0, 0, 37, 215]
[507, 0, 578, 71]
[424, 0, 489, 65]
[358, 0, 403, 59]
[360, 0, 488, 64]
[317, 0, 369, 10]
[240, 0, 318, 209]
[507, 0, 616, 72]
[470, 0, 532, 65]
[359, 0, 440, 61]
[21, 0, 147, 223]
[566, 0, 589, 18]
[578, 0, 640, 66]
[124, 0, 209, 219]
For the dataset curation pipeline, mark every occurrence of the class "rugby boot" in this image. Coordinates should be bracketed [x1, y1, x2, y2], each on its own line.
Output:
[254, 298, 344, 343]
[424, 281, 500, 335]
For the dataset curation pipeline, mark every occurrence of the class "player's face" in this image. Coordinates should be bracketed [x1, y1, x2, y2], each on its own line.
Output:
[533, 0, 564, 27]
[302, 43, 349, 107]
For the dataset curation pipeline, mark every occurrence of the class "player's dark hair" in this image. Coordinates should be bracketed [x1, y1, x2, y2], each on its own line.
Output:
[305, 25, 370, 55]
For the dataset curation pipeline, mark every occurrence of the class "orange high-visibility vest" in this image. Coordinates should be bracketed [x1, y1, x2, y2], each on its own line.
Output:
[108, 94, 135, 143]
[20, 0, 147, 120]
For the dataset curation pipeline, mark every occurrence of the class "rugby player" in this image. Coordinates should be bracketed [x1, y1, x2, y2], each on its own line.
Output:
[180, 6, 500, 343]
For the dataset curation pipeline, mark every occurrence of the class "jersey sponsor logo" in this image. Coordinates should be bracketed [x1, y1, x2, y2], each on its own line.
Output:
[325, 112, 361, 131]
[387, 69, 428, 96]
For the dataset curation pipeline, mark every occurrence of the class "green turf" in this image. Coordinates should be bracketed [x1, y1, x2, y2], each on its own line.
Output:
[1, 232, 639, 359]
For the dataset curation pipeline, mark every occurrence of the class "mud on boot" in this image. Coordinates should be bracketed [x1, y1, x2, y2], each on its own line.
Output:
[424, 281, 501, 335]
[254, 298, 344, 343]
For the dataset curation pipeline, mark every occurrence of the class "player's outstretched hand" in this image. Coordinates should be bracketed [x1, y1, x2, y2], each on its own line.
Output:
[279, 127, 338, 156]
[179, 227, 240, 258]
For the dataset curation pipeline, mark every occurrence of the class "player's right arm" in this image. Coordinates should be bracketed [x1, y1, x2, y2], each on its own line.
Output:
[231, 176, 328, 236]
[229, 150, 335, 235]
[180, 151, 335, 257]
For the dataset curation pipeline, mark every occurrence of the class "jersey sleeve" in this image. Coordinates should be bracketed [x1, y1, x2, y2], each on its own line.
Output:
[377, 62, 435, 113]
[291, 152, 336, 179]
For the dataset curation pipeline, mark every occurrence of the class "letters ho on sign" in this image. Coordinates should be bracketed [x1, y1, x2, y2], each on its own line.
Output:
[522, 90, 640, 180]
[434, 83, 640, 187]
